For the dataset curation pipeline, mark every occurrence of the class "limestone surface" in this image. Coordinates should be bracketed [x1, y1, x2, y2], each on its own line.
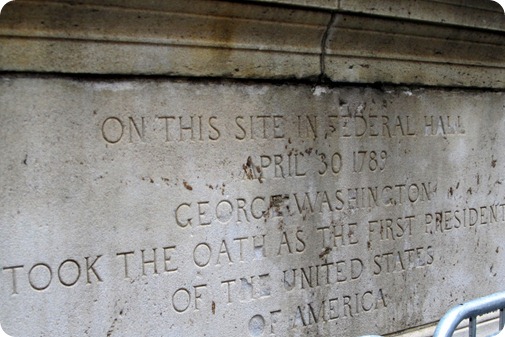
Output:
[1, 76, 504, 336]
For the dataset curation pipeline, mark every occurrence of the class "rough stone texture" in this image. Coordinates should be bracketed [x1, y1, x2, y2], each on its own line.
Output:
[338, 0, 504, 31]
[1, 76, 504, 336]
[0, 0, 329, 79]
[253, 0, 505, 31]
[1, 1, 505, 336]
[323, 13, 505, 87]
[1, 0, 504, 87]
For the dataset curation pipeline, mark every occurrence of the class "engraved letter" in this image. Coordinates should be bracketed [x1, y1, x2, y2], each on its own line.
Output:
[28, 263, 52, 291]
[86, 255, 103, 283]
[141, 248, 158, 276]
[175, 203, 192, 227]
[163, 246, 178, 273]
[117, 251, 134, 279]
[102, 117, 124, 143]
[58, 259, 81, 287]
[3, 265, 23, 295]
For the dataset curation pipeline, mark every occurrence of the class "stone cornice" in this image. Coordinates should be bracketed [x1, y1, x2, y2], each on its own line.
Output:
[1, 0, 504, 87]
[252, 0, 505, 32]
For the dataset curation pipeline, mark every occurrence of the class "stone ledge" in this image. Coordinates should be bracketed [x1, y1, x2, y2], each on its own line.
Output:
[253, 0, 505, 32]
[1, 0, 504, 87]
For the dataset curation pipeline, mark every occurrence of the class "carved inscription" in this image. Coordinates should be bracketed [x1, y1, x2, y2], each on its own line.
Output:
[1, 81, 502, 337]
[100, 111, 465, 145]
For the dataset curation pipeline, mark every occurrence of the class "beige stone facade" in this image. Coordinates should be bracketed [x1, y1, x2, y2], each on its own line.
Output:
[1, 1, 504, 336]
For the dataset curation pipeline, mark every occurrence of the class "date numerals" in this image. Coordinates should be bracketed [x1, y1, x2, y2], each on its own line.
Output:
[353, 150, 387, 173]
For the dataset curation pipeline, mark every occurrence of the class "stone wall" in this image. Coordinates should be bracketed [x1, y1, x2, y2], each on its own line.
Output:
[1, 1, 504, 336]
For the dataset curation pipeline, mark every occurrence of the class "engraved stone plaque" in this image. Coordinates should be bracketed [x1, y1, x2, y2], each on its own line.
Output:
[1, 76, 504, 336]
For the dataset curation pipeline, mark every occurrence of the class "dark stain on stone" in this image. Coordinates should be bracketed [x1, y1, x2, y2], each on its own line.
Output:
[319, 247, 331, 259]
[183, 180, 193, 191]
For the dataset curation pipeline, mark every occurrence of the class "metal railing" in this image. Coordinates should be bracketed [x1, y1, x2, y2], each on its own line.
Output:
[433, 291, 505, 337]
[360, 291, 505, 337]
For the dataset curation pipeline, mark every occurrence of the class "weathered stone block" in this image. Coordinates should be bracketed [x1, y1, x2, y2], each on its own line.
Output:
[1, 76, 504, 336]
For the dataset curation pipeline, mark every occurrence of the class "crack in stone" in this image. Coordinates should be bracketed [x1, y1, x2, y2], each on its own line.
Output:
[319, 12, 337, 83]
